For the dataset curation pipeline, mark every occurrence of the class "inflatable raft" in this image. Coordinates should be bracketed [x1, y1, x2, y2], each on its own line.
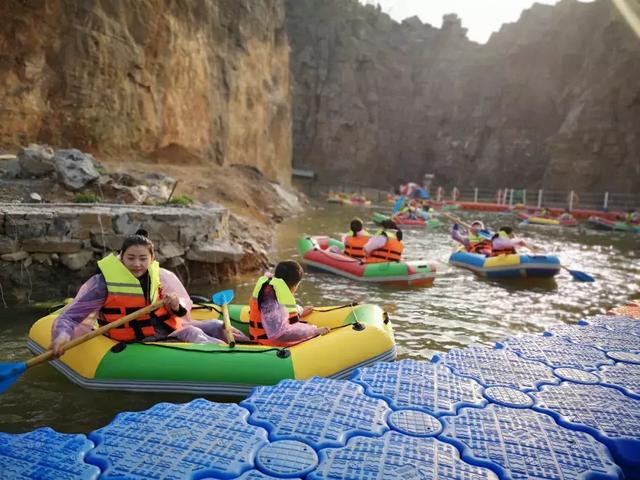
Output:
[27, 302, 395, 396]
[326, 195, 371, 206]
[371, 212, 441, 228]
[298, 236, 437, 286]
[449, 250, 561, 279]
[517, 212, 577, 227]
[587, 216, 639, 233]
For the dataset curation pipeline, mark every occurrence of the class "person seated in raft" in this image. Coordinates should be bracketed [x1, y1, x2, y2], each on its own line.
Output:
[490, 226, 529, 256]
[451, 220, 492, 255]
[537, 207, 552, 218]
[626, 209, 640, 225]
[50, 230, 248, 356]
[362, 220, 404, 263]
[249, 261, 329, 346]
[558, 209, 575, 222]
[341, 217, 371, 260]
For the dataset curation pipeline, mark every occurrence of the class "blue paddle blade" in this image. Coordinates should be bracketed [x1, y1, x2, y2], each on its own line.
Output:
[392, 196, 405, 216]
[0, 362, 27, 394]
[211, 289, 234, 306]
[567, 269, 595, 282]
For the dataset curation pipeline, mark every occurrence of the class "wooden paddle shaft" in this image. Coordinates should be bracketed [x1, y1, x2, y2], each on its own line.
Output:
[221, 304, 235, 347]
[27, 301, 164, 368]
[442, 212, 472, 229]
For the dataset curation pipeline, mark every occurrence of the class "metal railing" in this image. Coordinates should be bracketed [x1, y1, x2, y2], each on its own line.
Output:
[297, 181, 639, 212]
[433, 187, 639, 211]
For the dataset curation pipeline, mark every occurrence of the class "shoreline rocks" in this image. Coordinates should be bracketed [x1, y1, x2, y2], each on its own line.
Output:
[0, 203, 267, 305]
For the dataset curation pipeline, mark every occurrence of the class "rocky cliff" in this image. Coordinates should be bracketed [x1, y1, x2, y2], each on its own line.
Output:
[0, 0, 292, 184]
[286, 0, 640, 192]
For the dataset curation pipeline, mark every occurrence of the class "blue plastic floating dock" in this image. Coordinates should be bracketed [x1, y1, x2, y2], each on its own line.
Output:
[442, 401, 623, 479]
[351, 359, 486, 416]
[240, 378, 390, 449]
[533, 382, 640, 471]
[4, 312, 640, 479]
[308, 431, 497, 480]
[547, 323, 640, 352]
[87, 399, 268, 479]
[0, 427, 100, 480]
[499, 333, 613, 370]
[432, 347, 558, 391]
[579, 314, 640, 336]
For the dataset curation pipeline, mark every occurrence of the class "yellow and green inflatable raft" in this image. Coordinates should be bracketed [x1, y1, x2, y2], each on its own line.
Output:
[27, 303, 395, 396]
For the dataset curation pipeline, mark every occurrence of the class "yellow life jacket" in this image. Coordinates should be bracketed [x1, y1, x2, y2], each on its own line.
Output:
[97, 254, 181, 342]
[249, 276, 299, 346]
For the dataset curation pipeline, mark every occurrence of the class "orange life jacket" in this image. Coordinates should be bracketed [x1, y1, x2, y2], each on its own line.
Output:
[96, 254, 182, 342]
[365, 231, 404, 263]
[344, 235, 370, 259]
[468, 240, 492, 255]
[249, 277, 300, 347]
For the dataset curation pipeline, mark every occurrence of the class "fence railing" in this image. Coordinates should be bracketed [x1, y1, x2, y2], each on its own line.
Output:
[439, 187, 639, 211]
[298, 182, 639, 212]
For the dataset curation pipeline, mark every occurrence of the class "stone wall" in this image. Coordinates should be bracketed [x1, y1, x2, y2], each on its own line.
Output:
[286, 0, 640, 192]
[0, 204, 252, 304]
[0, 0, 292, 185]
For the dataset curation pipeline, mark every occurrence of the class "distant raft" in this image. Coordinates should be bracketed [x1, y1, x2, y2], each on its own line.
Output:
[517, 212, 577, 227]
[371, 212, 441, 228]
[298, 235, 437, 286]
[27, 302, 395, 397]
[449, 249, 561, 279]
[587, 216, 640, 233]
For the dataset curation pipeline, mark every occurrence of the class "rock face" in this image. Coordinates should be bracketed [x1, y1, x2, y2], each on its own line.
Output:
[0, 0, 292, 185]
[286, 0, 640, 192]
[0, 204, 265, 304]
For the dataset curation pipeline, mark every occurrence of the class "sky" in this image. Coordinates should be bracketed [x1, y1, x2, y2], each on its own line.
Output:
[360, 0, 591, 43]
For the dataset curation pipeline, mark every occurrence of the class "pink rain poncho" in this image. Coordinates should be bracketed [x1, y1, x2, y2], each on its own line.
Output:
[255, 275, 325, 344]
[52, 269, 247, 345]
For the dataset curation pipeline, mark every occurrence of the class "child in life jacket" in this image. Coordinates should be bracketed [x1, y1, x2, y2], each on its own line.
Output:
[363, 220, 404, 262]
[490, 226, 528, 256]
[51, 230, 248, 356]
[341, 218, 370, 259]
[451, 220, 492, 255]
[249, 261, 329, 346]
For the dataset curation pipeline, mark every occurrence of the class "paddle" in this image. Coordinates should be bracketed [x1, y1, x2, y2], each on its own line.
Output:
[0, 300, 164, 394]
[211, 289, 235, 347]
[525, 245, 595, 282]
[441, 212, 493, 239]
[392, 196, 405, 216]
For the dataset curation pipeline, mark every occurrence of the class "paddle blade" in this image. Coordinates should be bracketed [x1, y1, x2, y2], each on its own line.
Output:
[519, 219, 529, 227]
[567, 268, 595, 282]
[0, 362, 27, 394]
[392, 196, 405, 215]
[212, 289, 234, 306]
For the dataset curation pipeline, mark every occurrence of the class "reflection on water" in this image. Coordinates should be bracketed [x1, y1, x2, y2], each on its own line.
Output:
[0, 202, 638, 433]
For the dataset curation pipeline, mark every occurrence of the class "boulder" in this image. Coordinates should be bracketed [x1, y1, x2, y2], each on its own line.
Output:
[60, 250, 94, 270]
[0, 238, 19, 254]
[156, 242, 185, 261]
[17, 144, 55, 178]
[186, 241, 244, 264]
[53, 149, 100, 191]
[31, 253, 53, 266]
[1, 251, 29, 262]
[22, 238, 83, 253]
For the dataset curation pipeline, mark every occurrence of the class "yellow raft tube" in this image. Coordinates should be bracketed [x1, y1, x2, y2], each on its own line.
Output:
[27, 303, 395, 396]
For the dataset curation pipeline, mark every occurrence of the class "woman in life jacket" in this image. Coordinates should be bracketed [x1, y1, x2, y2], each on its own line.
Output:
[451, 220, 492, 255]
[249, 260, 329, 346]
[490, 226, 528, 256]
[363, 220, 404, 263]
[51, 230, 247, 356]
[342, 217, 370, 259]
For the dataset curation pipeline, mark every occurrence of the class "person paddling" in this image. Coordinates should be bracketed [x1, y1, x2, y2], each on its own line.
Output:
[363, 220, 404, 262]
[249, 261, 329, 347]
[51, 230, 247, 356]
[451, 220, 492, 255]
